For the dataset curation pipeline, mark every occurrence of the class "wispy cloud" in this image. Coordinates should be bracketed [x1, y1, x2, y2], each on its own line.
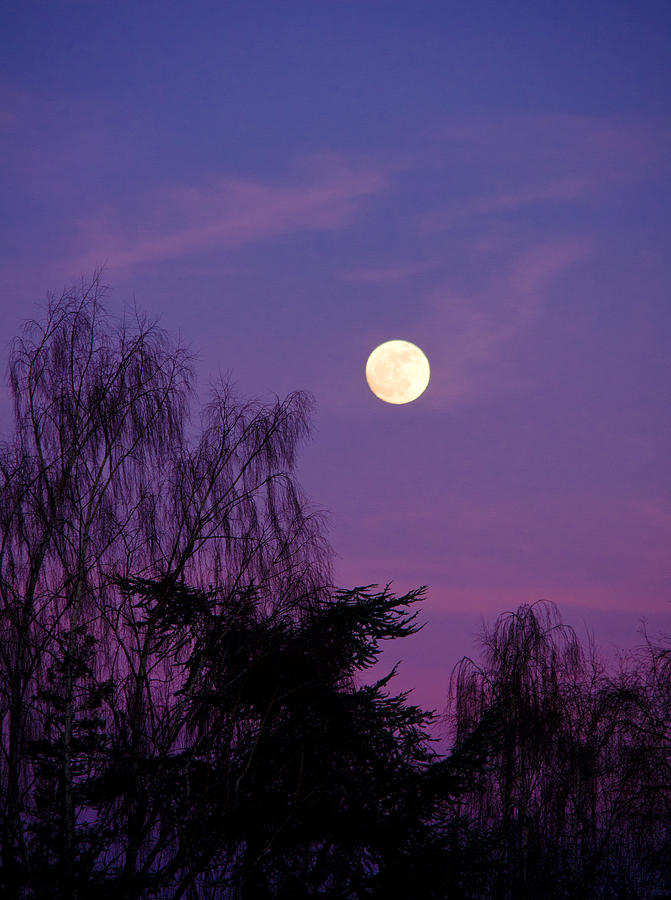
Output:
[339, 260, 438, 286]
[507, 237, 592, 296]
[0, 85, 399, 277]
[72, 161, 393, 273]
[442, 114, 670, 183]
[418, 237, 592, 408]
[418, 114, 671, 232]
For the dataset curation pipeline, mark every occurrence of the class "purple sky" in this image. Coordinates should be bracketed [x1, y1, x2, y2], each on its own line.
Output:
[2, 1, 670, 719]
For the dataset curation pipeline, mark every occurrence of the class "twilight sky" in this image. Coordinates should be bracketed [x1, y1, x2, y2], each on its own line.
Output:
[2, 1, 670, 717]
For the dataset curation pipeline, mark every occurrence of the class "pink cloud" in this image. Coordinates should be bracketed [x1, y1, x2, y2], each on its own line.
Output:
[440, 114, 669, 182]
[419, 114, 671, 232]
[507, 237, 592, 296]
[342, 489, 671, 616]
[339, 260, 438, 285]
[415, 237, 591, 409]
[72, 161, 392, 273]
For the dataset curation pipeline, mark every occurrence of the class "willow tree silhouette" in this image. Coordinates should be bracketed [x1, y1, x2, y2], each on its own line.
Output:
[0, 276, 331, 896]
[446, 600, 671, 900]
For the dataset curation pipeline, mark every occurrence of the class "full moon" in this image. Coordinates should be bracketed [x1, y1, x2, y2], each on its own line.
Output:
[365, 340, 430, 404]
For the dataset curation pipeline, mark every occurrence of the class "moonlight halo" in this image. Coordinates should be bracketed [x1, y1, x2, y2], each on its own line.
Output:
[365, 340, 430, 404]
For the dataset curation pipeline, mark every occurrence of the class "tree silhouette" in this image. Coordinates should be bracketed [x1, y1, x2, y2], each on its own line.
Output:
[0, 276, 329, 896]
[446, 599, 671, 900]
[99, 578, 441, 898]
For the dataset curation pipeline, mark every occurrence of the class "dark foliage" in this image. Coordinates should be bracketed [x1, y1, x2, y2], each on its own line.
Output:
[103, 578, 443, 898]
[445, 600, 671, 900]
